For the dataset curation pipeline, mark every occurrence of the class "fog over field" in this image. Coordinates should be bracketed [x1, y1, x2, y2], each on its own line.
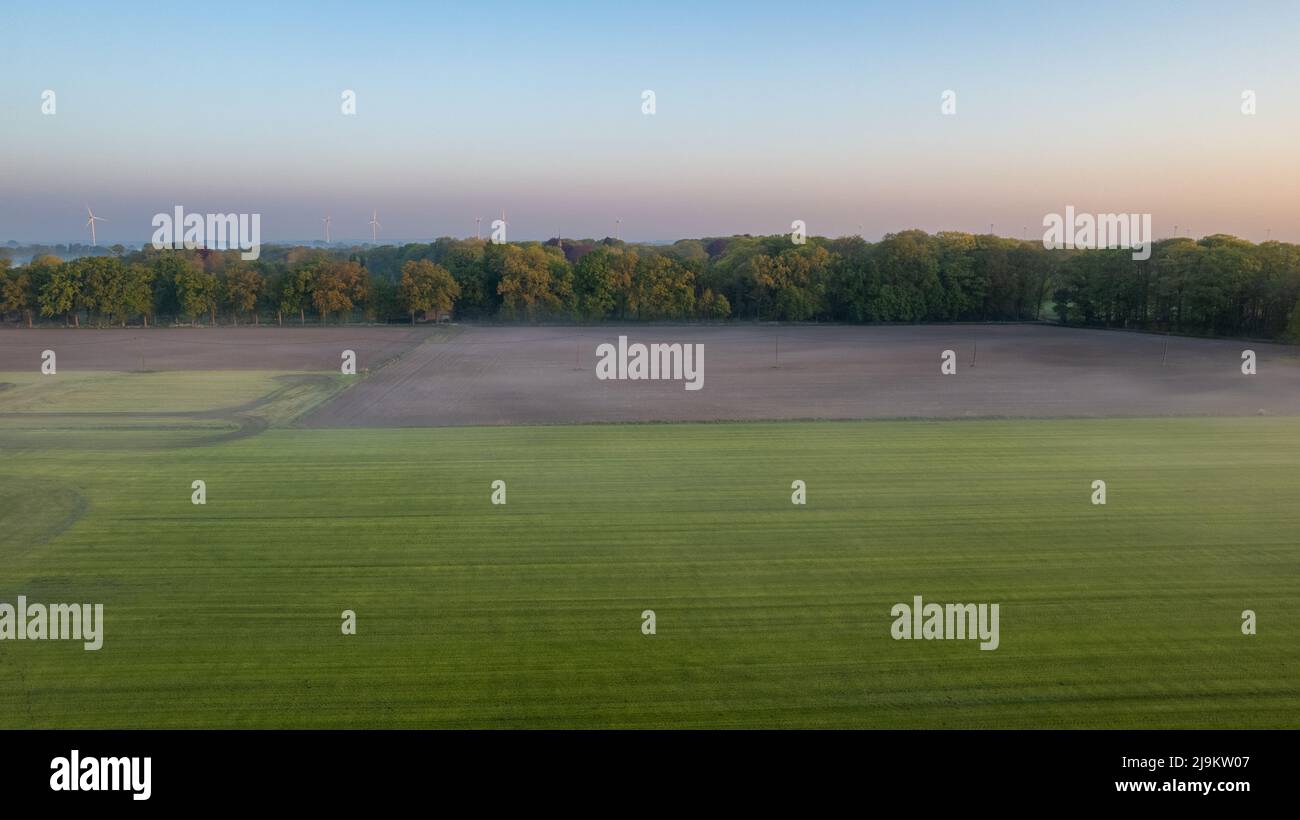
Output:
[5, 324, 1297, 426]
[300, 324, 1300, 427]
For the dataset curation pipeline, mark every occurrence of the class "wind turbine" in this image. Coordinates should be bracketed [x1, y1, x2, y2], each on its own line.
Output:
[475, 216, 481, 240]
[369, 210, 381, 243]
[322, 215, 332, 244]
[85, 206, 106, 246]
[615, 217, 622, 241]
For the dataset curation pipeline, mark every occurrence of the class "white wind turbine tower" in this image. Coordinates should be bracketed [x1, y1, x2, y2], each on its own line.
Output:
[369, 210, 381, 243]
[615, 217, 621, 241]
[322, 215, 332, 244]
[476, 216, 481, 240]
[85, 206, 106, 246]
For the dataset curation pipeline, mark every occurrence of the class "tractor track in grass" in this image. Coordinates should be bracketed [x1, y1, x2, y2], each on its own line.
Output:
[0, 478, 90, 557]
[0, 325, 446, 446]
[0, 325, 439, 445]
[0, 374, 332, 447]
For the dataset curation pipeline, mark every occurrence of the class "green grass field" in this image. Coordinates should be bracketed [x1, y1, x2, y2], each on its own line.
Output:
[1, 373, 1297, 727]
[0, 371, 300, 413]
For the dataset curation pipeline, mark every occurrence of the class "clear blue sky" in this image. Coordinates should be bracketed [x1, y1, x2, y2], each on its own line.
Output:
[2, 0, 1298, 243]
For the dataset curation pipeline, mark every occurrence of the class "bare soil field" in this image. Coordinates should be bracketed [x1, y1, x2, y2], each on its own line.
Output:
[299, 323, 1300, 427]
[0, 326, 426, 372]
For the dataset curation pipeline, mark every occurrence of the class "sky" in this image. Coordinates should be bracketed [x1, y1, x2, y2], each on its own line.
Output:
[1, 0, 1298, 244]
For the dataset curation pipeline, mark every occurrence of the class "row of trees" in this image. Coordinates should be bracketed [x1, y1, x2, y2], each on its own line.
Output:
[0, 252, 372, 328]
[1051, 235, 1300, 339]
[3, 232, 1300, 340]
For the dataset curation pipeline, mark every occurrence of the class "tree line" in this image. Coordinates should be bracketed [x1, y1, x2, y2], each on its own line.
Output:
[2, 232, 1298, 340]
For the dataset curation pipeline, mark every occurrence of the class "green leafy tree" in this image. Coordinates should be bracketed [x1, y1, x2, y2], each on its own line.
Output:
[696, 288, 731, 319]
[436, 238, 491, 317]
[81, 257, 130, 326]
[933, 232, 983, 320]
[279, 265, 314, 325]
[122, 264, 156, 327]
[748, 245, 830, 321]
[573, 247, 619, 320]
[224, 264, 263, 325]
[1288, 293, 1300, 343]
[629, 254, 696, 319]
[496, 245, 569, 320]
[176, 265, 220, 326]
[2, 266, 37, 327]
[39, 259, 84, 327]
[399, 259, 460, 324]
